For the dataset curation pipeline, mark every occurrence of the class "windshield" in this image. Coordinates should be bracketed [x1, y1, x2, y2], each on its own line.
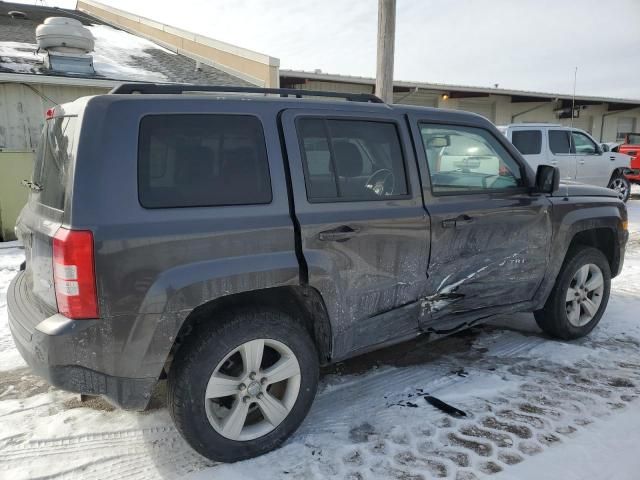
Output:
[32, 116, 77, 210]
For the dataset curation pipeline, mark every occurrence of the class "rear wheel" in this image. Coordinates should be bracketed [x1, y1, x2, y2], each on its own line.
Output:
[534, 246, 611, 340]
[608, 174, 631, 202]
[167, 308, 319, 462]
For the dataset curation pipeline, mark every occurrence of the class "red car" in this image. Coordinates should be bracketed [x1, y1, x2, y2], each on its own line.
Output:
[618, 133, 640, 184]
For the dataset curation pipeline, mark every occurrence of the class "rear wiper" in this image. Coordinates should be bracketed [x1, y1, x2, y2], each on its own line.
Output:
[21, 179, 43, 192]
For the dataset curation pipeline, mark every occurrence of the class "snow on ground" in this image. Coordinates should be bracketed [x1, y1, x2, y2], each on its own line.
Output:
[0, 192, 639, 479]
[0, 241, 26, 372]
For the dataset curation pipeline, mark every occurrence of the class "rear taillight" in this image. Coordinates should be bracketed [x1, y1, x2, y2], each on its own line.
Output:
[53, 228, 99, 319]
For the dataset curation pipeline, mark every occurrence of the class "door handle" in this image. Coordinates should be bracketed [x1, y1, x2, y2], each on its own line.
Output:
[318, 225, 359, 242]
[442, 215, 474, 228]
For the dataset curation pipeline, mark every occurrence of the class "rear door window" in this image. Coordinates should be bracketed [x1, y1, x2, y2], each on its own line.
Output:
[138, 114, 272, 208]
[511, 130, 542, 155]
[549, 130, 572, 154]
[297, 118, 408, 201]
[32, 116, 77, 210]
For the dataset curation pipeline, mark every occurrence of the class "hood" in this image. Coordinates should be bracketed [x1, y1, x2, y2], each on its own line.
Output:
[552, 181, 619, 198]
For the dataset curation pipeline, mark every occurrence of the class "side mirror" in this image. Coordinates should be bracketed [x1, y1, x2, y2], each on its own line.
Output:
[601, 143, 610, 152]
[535, 164, 560, 194]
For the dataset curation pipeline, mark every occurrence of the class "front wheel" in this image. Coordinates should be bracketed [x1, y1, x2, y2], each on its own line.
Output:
[608, 174, 631, 202]
[167, 308, 319, 462]
[534, 246, 611, 340]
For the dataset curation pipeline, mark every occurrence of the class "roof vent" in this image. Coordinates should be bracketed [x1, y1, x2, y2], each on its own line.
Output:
[36, 17, 95, 75]
[8, 10, 28, 19]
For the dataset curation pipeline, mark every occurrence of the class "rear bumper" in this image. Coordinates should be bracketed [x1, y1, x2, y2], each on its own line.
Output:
[7, 272, 155, 410]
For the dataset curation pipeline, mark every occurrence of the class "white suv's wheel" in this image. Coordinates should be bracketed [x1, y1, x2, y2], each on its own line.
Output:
[168, 308, 319, 462]
[608, 175, 631, 202]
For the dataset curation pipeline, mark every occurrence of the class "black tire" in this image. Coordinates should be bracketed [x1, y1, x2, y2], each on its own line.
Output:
[534, 246, 611, 340]
[167, 308, 319, 462]
[608, 174, 631, 202]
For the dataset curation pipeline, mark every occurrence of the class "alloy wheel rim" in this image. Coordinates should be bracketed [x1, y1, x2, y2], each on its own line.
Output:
[204, 338, 301, 441]
[610, 178, 627, 199]
[565, 263, 604, 327]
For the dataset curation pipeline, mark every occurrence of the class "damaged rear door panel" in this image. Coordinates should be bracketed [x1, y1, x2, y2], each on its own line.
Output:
[281, 108, 430, 359]
[409, 118, 553, 332]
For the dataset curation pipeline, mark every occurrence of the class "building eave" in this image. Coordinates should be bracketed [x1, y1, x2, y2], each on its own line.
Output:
[280, 69, 640, 106]
[0, 72, 120, 88]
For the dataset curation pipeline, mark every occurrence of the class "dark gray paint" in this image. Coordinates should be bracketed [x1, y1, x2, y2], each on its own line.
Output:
[8, 93, 628, 409]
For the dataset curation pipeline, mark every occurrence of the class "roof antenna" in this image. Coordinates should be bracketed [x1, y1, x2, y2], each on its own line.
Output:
[570, 66, 577, 129]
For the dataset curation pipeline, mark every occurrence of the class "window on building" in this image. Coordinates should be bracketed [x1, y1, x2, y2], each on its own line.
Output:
[419, 124, 522, 193]
[617, 117, 636, 141]
[297, 118, 408, 201]
[549, 130, 572, 154]
[138, 114, 272, 208]
[511, 130, 542, 155]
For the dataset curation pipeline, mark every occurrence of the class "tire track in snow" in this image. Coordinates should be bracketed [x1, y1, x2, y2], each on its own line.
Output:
[0, 427, 211, 480]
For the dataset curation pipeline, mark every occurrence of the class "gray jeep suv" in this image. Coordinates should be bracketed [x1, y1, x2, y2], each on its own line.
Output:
[8, 84, 628, 462]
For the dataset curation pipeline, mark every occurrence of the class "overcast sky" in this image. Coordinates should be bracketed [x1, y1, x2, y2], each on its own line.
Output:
[15, 0, 640, 99]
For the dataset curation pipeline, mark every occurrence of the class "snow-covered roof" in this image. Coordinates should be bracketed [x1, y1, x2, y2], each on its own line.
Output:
[0, 2, 251, 86]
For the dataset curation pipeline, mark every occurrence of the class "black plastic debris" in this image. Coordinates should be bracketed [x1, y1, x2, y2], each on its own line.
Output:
[423, 395, 467, 417]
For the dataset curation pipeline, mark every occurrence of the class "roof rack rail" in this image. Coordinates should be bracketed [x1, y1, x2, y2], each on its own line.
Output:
[109, 83, 384, 103]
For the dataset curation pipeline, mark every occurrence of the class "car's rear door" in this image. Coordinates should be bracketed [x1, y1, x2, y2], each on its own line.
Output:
[408, 115, 552, 332]
[548, 128, 577, 181]
[509, 128, 545, 171]
[280, 108, 429, 359]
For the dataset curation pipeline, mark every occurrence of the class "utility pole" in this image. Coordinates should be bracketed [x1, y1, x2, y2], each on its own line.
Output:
[570, 66, 578, 129]
[375, 0, 396, 103]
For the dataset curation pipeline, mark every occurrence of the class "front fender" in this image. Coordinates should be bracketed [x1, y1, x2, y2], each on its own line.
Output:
[532, 200, 625, 309]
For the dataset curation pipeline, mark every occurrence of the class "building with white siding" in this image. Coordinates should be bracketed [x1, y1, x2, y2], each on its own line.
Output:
[280, 70, 640, 143]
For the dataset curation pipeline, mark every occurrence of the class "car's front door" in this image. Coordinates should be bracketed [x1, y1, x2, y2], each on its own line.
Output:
[548, 128, 577, 181]
[281, 109, 430, 359]
[571, 130, 609, 187]
[409, 117, 553, 332]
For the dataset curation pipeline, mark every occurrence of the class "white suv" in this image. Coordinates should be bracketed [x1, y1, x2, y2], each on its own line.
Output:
[499, 123, 632, 201]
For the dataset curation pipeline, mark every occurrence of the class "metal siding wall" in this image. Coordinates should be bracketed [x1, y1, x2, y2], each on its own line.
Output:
[0, 151, 32, 240]
[455, 99, 496, 122]
[0, 82, 109, 240]
[293, 80, 372, 95]
[559, 116, 593, 134]
[0, 82, 108, 150]
[393, 90, 437, 107]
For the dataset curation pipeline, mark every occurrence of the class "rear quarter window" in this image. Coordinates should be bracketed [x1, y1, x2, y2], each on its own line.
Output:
[511, 130, 542, 155]
[138, 114, 272, 208]
[32, 116, 77, 210]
